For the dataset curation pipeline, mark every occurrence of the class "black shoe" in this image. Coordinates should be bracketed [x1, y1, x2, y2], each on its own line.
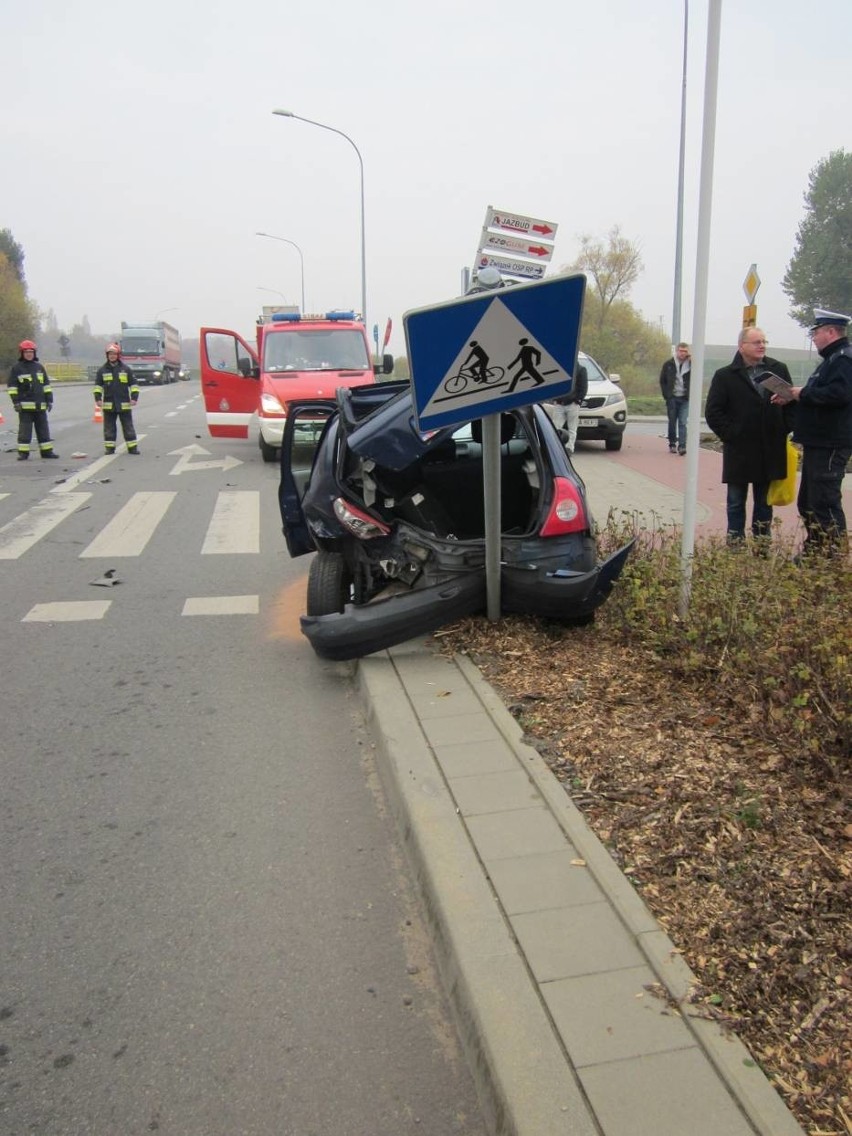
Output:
[17, 453, 29, 461]
[668, 445, 677, 453]
[678, 449, 686, 455]
[128, 449, 140, 455]
[41, 452, 59, 459]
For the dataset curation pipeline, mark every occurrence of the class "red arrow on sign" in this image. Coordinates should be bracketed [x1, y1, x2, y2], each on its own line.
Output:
[527, 245, 550, 257]
[532, 224, 555, 236]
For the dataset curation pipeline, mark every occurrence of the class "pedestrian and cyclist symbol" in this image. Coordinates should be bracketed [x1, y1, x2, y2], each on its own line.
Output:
[444, 336, 557, 395]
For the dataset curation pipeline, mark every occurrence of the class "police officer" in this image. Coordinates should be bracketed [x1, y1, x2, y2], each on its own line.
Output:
[7, 339, 59, 460]
[94, 343, 140, 455]
[779, 309, 852, 554]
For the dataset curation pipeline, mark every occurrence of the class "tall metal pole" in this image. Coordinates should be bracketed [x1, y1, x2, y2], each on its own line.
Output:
[255, 232, 306, 312]
[680, 0, 723, 616]
[271, 110, 366, 323]
[672, 0, 689, 346]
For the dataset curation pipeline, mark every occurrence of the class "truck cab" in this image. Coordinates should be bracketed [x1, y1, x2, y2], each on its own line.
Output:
[200, 311, 393, 461]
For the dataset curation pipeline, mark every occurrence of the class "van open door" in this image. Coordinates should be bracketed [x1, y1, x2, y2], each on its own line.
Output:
[200, 328, 259, 438]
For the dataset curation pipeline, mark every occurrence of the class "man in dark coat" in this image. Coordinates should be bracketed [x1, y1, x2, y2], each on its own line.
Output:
[705, 327, 793, 542]
[659, 342, 691, 453]
[777, 309, 852, 554]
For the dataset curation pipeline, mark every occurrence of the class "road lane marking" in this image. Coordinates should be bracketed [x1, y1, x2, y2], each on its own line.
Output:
[23, 600, 111, 622]
[79, 491, 177, 558]
[50, 436, 147, 494]
[201, 491, 260, 554]
[0, 493, 92, 560]
[182, 595, 259, 616]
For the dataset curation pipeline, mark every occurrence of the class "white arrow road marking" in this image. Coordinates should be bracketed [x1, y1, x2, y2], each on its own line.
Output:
[80, 492, 177, 558]
[168, 444, 243, 475]
[0, 494, 92, 560]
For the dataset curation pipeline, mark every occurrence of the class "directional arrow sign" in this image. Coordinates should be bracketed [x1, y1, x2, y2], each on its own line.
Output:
[478, 229, 555, 262]
[168, 444, 244, 475]
[476, 253, 546, 281]
[404, 273, 586, 432]
[485, 207, 558, 240]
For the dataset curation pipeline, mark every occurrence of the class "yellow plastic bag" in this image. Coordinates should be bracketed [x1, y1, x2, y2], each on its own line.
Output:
[767, 438, 797, 507]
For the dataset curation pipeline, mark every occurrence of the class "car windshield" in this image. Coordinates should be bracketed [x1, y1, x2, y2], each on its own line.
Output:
[579, 353, 609, 383]
[264, 330, 369, 373]
[120, 337, 160, 355]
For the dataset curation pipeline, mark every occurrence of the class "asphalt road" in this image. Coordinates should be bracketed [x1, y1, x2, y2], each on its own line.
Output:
[0, 383, 487, 1136]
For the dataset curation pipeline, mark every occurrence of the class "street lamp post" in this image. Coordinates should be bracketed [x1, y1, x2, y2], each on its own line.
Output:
[271, 109, 366, 323]
[153, 307, 178, 321]
[672, 0, 688, 346]
[255, 232, 306, 313]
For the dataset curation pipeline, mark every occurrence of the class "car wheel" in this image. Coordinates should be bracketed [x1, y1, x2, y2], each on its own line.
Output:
[605, 435, 623, 451]
[259, 435, 278, 463]
[307, 551, 352, 616]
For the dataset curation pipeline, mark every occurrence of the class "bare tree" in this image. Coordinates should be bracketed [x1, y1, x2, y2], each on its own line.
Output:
[570, 226, 643, 329]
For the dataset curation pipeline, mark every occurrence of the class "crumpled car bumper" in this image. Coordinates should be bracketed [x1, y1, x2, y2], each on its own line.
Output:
[301, 573, 487, 661]
[502, 539, 635, 618]
[300, 540, 635, 661]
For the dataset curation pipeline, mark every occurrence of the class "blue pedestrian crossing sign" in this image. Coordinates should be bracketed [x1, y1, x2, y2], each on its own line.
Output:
[404, 272, 586, 432]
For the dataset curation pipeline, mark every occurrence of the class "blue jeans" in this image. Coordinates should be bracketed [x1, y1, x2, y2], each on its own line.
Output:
[666, 397, 688, 450]
[726, 482, 772, 541]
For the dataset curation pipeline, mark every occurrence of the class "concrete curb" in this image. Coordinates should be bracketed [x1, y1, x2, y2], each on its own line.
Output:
[455, 654, 805, 1136]
[356, 643, 806, 1136]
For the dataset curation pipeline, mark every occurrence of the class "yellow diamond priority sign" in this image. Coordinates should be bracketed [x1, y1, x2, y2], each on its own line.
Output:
[742, 264, 761, 304]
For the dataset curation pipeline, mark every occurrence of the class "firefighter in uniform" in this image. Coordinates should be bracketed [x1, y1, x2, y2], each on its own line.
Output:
[7, 339, 59, 460]
[94, 343, 140, 455]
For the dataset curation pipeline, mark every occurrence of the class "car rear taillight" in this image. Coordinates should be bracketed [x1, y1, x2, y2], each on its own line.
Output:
[539, 477, 588, 536]
[333, 497, 391, 540]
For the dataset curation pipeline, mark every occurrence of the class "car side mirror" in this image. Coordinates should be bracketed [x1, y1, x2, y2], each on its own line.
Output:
[378, 353, 394, 375]
[609, 373, 621, 383]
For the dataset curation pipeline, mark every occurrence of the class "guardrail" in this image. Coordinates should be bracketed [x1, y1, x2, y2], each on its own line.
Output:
[43, 362, 91, 381]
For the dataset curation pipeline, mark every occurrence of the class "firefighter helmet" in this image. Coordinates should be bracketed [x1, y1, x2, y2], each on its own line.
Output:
[19, 339, 37, 351]
[106, 342, 121, 355]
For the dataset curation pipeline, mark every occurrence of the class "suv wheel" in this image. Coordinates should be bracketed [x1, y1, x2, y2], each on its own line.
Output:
[605, 435, 623, 452]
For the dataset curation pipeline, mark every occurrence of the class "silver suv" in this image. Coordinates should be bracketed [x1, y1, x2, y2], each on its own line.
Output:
[577, 351, 628, 451]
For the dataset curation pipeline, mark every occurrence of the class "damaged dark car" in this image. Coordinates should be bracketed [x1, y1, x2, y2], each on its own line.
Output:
[278, 380, 634, 660]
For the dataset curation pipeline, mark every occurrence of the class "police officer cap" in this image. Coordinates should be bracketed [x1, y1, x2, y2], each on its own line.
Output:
[809, 308, 851, 332]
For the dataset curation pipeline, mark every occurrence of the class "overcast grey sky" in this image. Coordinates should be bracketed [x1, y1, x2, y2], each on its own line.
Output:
[5, 0, 849, 357]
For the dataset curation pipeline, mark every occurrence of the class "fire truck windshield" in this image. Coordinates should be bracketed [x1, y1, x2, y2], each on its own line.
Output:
[264, 329, 369, 373]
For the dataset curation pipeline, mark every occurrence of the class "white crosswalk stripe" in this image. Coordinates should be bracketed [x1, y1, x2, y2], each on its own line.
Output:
[0, 493, 92, 560]
[0, 484, 271, 622]
[80, 491, 178, 558]
[201, 491, 260, 554]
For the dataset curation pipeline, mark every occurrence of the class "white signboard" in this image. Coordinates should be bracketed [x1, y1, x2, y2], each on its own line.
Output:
[478, 229, 554, 263]
[485, 207, 558, 241]
[475, 252, 546, 281]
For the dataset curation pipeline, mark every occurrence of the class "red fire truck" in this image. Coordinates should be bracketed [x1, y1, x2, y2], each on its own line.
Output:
[200, 309, 393, 461]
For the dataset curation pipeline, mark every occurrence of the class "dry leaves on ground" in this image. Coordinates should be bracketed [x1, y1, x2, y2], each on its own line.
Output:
[435, 616, 852, 1136]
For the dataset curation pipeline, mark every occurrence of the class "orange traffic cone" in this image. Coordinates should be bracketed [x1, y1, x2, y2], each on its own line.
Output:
[93, 404, 103, 424]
